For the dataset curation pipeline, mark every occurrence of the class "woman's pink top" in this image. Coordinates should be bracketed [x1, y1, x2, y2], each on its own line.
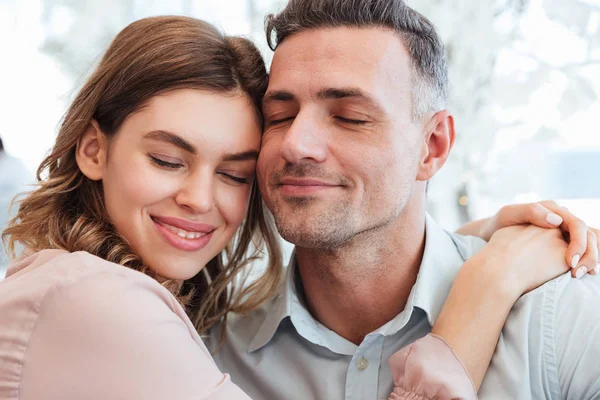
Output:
[0, 250, 477, 400]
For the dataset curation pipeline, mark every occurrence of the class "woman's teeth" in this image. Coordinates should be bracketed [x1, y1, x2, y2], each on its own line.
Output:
[158, 221, 208, 239]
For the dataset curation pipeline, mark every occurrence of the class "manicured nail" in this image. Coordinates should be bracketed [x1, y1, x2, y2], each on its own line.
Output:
[546, 213, 563, 226]
[576, 267, 588, 279]
[571, 254, 581, 269]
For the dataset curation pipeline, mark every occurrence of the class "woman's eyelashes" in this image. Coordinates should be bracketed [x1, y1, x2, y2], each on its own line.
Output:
[149, 154, 184, 169]
[221, 174, 248, 184]
[218, 171, 252, 185]
[149, 154, 253, 185]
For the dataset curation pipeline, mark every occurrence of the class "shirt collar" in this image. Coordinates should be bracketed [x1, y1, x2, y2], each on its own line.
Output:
[247, 214, 485, 352]
[248, 252, 358, 354]
[394, 214, 483, 329]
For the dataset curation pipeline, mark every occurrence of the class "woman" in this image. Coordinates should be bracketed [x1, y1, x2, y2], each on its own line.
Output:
[0, 16, 597, 400]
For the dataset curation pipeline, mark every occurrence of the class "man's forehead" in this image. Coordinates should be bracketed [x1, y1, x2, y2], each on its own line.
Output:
[271, 26, 409, 66]
[267, 27, 412, 103]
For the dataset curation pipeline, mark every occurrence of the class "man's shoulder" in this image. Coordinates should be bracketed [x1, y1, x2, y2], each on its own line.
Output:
[514, 272, 600, 313]
[502, 271, 600, 328]
[550, 273, 600, 321]
[226, 299, 274, 332]
[497, 272, 600, 365]
[481, 273, 600, 398]
[208, 291, 281, 353]
[480, 273, 600, 399]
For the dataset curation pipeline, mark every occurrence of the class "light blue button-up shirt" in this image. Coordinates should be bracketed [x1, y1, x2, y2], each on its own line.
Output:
[208, 215, 600, 400]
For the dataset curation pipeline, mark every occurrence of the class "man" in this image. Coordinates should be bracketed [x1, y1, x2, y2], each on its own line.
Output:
[0, 136, 30, 271]
[208, 1, 600, 398]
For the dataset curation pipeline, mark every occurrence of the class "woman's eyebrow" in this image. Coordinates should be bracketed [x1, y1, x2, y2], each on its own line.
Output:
[222, 150, 260, 162]
[143, 130, 196, 154]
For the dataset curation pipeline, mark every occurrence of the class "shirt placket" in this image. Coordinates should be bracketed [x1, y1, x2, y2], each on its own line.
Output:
[344, 334, 385, 400]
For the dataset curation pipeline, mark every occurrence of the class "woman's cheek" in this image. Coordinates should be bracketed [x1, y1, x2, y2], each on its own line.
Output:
[134, 170, 180, 203]
[216, 182, 252, 228]
[106, 155, 181, 213]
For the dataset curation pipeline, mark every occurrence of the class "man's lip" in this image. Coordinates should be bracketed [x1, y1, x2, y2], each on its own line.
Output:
[278, 178, 339, 187]
[150, 216, 216, 233]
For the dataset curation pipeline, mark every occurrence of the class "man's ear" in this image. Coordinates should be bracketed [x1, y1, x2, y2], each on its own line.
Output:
[416, 110, 455, 181]
[76, 120, 108, 181]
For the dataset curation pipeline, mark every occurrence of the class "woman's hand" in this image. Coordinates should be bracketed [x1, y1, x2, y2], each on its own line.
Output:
[473, 225, 576, 297]
[457, 200, 599, 278]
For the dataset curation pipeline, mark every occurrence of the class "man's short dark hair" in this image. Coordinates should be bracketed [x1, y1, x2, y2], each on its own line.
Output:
[265, 0, 448, 120]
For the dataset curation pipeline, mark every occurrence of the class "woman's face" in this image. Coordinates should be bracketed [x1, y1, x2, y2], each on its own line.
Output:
[82, 89, 261, 280]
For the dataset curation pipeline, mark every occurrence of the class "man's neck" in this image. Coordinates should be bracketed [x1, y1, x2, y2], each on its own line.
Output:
[295, 203, 426, 345]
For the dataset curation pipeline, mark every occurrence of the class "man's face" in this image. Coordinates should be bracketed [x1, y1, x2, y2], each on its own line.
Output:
[258, 27, 426, 249]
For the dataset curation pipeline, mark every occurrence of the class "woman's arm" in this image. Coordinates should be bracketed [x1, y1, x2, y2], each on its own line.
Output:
[388, 334, 477, 400]
[389, 225, 584, 399]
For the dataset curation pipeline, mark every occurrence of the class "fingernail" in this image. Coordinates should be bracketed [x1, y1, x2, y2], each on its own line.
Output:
[595, 264, 600, 275]
[571, 254, 581, 269]
[546, 213, 563, 225]
[576, 267, 588, 279]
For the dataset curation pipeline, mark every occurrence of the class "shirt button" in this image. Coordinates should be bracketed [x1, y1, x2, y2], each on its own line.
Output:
[356, 357, 369, 371]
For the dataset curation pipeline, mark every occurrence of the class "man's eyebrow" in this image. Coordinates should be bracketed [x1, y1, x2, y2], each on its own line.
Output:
[263, 90, 296, 106]
[317, 87, 384, 113]
[143, 130, 196, 154]
[222, 150, 260, 162]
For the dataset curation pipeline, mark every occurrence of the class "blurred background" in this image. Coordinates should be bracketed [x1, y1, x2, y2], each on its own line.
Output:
[1, 0, 599, 276]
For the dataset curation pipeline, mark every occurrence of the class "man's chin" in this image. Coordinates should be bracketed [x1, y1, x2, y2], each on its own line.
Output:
[274, 222, 345, 249]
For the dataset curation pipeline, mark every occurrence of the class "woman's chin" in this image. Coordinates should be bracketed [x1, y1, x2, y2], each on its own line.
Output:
[143, 254, 209, 282]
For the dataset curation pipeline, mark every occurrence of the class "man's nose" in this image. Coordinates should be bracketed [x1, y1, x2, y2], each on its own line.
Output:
[280, 111, 328, 164]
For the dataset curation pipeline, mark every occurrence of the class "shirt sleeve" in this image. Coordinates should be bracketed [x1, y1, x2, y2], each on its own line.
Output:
[552, 277, 600, 399]
[388, 334, 478, 400]
[19, 269, 251, 400]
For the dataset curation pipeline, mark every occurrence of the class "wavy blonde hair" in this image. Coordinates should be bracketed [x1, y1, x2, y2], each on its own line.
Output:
[2, 16, 283, 334]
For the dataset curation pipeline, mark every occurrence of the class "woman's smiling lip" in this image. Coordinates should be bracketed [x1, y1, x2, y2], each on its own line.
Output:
[152, 216, 216, 233]
[151, 216, 216, 252]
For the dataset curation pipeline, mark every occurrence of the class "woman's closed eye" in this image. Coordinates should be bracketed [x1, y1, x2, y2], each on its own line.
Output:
[218, 171, 252, 185]
[149, 154, 184, 170]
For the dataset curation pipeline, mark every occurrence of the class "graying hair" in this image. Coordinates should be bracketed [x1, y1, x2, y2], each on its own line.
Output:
[266, 0, 448, 120]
